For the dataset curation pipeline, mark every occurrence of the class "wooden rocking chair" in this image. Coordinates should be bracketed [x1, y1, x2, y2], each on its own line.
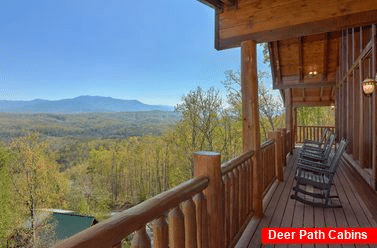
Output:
[298, 132, 336, 164]
[291, 139, 348, 208]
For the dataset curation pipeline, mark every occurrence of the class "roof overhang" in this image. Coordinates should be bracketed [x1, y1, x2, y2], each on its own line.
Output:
[198, 0, 377, 50]
[270, 32, 339, 107]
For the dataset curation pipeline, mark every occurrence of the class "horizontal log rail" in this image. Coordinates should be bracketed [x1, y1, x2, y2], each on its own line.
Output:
[53, 176, 209, 248]
[295, 125, 335, 144]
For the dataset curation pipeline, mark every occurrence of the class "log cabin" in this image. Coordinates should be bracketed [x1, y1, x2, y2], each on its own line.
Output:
[53, 0, 377, 247]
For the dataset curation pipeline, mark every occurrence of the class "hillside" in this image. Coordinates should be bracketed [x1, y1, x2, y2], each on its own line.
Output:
[0, 96, 174, 113]
[0, 111, 180, 140]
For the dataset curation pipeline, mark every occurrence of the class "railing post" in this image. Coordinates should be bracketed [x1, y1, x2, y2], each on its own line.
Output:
[168, 207, 185, 248]
[252, 150, 263, 217]
[193, 151, 224, 248]
[194, 192, 209, 248]
[269, 131, 284, 182]
[182, 199, 197, 248]
[279, 128, 287, 166]
[131, 227, 151, 248]
[153, 217, 168, 248]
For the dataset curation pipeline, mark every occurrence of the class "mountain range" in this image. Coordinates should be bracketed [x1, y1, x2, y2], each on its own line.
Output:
[0, 96, 174, 113]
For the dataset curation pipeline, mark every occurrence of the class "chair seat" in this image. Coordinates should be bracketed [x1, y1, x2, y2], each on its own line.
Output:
[295, 169, 330, 187]
[291, 138, 348, 208]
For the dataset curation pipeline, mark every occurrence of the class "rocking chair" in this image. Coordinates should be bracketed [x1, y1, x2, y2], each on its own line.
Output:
[291, 139, 348, 208]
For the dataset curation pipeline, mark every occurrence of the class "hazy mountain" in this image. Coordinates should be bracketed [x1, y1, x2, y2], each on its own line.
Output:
[0, 96, 174, 113]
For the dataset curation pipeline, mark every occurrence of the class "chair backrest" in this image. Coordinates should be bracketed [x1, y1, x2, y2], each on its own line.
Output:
[318, 128, 329, 146]
[320, 130, 333, 149]
[323, 149, 336, 167]
[328, 139, 348, 174]
[322, 133, 336, 158]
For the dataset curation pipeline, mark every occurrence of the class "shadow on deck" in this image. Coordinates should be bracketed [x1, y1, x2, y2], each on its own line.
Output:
[236, 149, 377, 248]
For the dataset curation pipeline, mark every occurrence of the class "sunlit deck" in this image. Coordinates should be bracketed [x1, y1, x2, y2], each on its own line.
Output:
[236, 150, 377, 248]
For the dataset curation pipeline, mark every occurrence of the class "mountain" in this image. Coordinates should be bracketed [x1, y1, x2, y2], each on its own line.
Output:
[0, 96, 174, 113]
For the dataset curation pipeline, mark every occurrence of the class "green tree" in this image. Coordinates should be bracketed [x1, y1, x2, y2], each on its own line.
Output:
[222, 70, 284, 141]
[297, 106, 335, 126]
[8, 133, 68, 245]
[175, 87, 223, 175]
[0, 145, 14, 246]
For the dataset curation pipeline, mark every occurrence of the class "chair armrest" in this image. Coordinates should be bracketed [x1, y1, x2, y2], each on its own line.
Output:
[296, 163, 331, 175]
[303, 140, 321, 145]
[297, 158, 328, 168]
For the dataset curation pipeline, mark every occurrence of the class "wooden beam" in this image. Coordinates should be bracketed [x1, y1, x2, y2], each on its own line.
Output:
[241, 40, 262, 217]
[320, 87, 324, 101]
[359, 59, 365, 167]
[372, 24, 377, 189]
[273, 41, 282, 87]
[241, 41, 259, 152]
[322, 33, 329, 81]
[197, 0, 223, 10]
[221, 0, 236, 7]
[293, 107, 297, 149]
[352, 28, 357, 158]
[298, 37, 304, 83]
[217, 7, 377, 49]
[273, 80, 336, 89]
[285, 88, 293, 137]
[269, 42, 277, 88]
[215, 9, 221, 50]
[340, 39, 372, 83]
[346, 29, 350, 153]
[292, 100, 334, 107]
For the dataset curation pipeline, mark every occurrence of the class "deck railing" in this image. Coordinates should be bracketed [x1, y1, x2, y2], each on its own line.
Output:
[295, 126, 335, 144]
[221, 150, 254, 247]
[53, 177, 210, 248]
[53, 129, 290, 248]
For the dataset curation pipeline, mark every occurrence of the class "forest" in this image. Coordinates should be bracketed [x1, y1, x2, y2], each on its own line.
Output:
[0, 70, 334, 247]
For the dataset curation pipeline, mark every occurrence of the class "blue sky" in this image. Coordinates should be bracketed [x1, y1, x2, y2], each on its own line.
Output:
[0, 0, 270, 106]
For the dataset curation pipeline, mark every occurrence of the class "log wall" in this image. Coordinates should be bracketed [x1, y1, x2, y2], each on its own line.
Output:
[336, 24, 377, 189]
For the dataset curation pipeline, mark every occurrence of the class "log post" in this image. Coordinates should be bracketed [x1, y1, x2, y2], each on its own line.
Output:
[241, 39, 262, 217]
[193, 152, 224, 248]
[182, 199, 197, 248]
[359, 60, 366, 167]
[131, 227, 151, 248]
[153, 217, 168, 248]
[285, 88, 294, 153]
[268, 131, 283, 181]
[293, 107, 297, 151]
[168, 207, 185, 248]
[193, 192, 208, 248]
[372, 24, 377, 190]
[280, 128, 287, 166]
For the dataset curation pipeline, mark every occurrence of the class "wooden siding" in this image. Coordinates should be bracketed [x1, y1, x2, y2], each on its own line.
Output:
[336, 24, 377, 189]
[269, 32, 338, 106]
[208, 0, 377, 49]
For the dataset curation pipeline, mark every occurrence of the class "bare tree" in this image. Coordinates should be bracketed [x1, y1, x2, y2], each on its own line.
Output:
[222, 70, 284, 140]
[175, 86, 222, 151]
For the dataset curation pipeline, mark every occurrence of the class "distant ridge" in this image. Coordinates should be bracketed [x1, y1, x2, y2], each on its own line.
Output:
[0, 96, 174, 113]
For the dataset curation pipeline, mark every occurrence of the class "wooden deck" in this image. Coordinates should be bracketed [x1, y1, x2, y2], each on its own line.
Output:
[236, 149, 377, 248]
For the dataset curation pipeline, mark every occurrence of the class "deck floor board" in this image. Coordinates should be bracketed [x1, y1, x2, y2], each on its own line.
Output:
[238, 149, 377, 248]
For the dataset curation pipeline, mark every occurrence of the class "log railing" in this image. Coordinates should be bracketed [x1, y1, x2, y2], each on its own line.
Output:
[53, 176, 210, 248]
[260, 140, 275, 194]
[295, 126, 335, 144]
[53, 130, 290, 248]
[221, 150, 254, 248]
